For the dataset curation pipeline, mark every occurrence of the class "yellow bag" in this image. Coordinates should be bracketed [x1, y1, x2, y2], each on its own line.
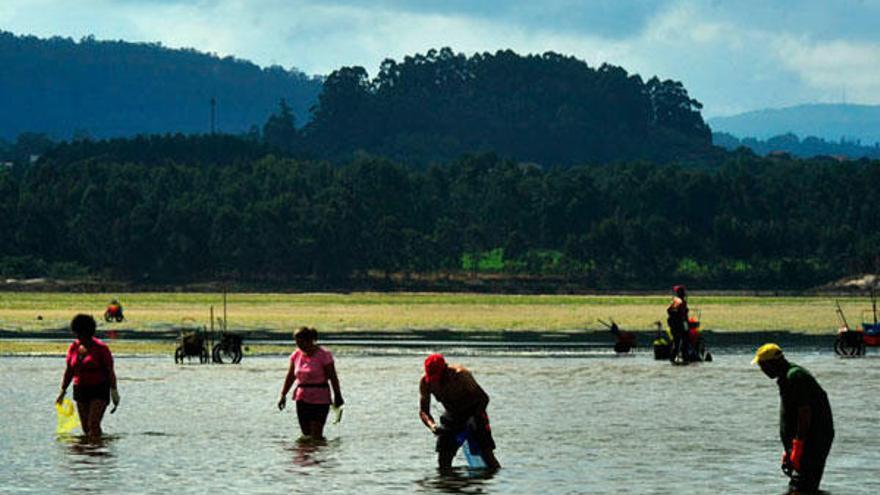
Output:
[55, 399, 81, 434]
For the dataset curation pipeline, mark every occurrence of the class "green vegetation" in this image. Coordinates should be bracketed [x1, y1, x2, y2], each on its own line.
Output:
[0, 31, 321, 141]
[2, 146, 877, 288]
[0, 292, 864, 335]
[299, 48, 712, 165]
[714, 132, 880, 160]
[1, 47, 877, 290]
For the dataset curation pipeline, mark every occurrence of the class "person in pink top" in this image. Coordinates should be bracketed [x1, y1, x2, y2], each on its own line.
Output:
[278, 327, 344, 439]
[55, 314, 120, 439]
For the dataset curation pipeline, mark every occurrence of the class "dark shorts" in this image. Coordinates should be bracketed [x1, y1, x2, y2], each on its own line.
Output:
[296, 401, 330, 428]
[73, 382, 110, 403]
[436, 411, 496, 453]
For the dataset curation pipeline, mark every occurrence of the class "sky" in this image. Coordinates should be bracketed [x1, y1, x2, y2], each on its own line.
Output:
[2, 0, 879, 117]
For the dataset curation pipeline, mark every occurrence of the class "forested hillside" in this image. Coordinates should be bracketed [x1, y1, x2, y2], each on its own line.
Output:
[708, 104, 880, 146]
[2, 135, 877, 289]
[0, 31, 322, 140]
[713, 132, 880, 159]
[297, 48, 715, 165]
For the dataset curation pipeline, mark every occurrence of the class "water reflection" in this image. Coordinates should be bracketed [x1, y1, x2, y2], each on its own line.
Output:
[415, 467, 498, 494]
[57, 433, 117, 460]
[284, 436, 341, 469]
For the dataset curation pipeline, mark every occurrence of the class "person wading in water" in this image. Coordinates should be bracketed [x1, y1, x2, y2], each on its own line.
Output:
[753, 343, 834, 493]
[667, 285, 689, 363]
[55, 314, 120, 439]
[419, 353, 500, 470]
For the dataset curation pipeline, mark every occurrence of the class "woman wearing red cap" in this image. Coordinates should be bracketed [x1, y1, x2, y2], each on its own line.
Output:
[418, 353, 500, 469]
[278, 327, 344, 439]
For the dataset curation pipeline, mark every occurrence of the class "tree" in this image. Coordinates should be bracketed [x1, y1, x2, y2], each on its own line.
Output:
[262, 99, 299, 152]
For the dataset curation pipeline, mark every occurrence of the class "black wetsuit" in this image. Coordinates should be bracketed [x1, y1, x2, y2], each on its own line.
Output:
[778, 364, 834, 492]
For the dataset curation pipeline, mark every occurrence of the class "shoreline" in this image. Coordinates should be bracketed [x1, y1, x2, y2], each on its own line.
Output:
[0, 291, 865, 333]
[0, 328, 837, 356]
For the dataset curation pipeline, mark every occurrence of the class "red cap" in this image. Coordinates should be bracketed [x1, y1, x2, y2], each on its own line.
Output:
[424, 353, 447, 383]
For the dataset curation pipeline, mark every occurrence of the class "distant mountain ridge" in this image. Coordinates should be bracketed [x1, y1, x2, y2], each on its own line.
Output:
[0, 31, 322, 140]
[708, 103, 880, 145]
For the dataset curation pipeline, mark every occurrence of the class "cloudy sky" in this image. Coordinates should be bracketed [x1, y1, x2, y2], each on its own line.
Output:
[2, 0, 879, 117]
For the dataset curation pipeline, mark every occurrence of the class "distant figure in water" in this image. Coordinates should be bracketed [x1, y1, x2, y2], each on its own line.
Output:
[56, 314, 120, 439]
[753, 344, 834, 493]
[603, 319, 636, 353]
[278, 327, 344, 439]
[666, 285, 689, 362]
[419, 353, 500, 470]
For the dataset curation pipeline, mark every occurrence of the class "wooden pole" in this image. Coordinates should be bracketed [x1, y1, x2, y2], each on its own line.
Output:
[210, 305, 215, 359]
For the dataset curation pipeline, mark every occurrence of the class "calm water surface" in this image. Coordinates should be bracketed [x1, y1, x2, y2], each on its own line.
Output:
[1, 348, 879, 494]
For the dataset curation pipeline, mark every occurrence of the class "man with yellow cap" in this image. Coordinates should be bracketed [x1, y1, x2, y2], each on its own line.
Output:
[753, 343, 834, 493]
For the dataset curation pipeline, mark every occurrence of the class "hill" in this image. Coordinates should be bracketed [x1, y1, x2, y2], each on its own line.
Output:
[300, 48, 715, 166]
[0, 31, 322, 140]
[708, 104, 880, 146]
[712, 132, 880, 159]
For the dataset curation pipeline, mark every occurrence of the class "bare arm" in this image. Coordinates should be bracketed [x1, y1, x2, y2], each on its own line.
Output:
[325, 362, 344, 407]
[277, 360, 296, 410]
[106, 350, 117, 389]
[419, 378, 437, 431]
[56, 363, 74, 404]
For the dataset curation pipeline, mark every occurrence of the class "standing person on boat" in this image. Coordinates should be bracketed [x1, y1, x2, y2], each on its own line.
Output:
[278, 327, 344, 439]
[666, 285, 689, 362]
[55, 314, 120, 439]
[753, 344, 834, 493]
[419, 353, 500, 470]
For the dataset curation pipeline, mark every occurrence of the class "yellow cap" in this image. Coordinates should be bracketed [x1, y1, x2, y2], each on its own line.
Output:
[752, 343, 783, 364]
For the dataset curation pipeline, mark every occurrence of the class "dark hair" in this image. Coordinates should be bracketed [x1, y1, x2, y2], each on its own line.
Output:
[71, 314, 97, 339]
[294, 326, 317, 341]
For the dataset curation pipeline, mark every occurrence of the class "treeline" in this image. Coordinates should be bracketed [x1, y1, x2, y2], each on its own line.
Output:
[273, 48, 715, 166]
[713, 132, 880, 160]
[0, 31, 322, 140]
[2, 38, 720, 167]
[2, 135, 878, 289]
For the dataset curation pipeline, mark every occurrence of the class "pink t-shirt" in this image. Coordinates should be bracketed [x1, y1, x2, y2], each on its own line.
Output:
[65, 338, 114, 386]
[290, 347, 334, 404]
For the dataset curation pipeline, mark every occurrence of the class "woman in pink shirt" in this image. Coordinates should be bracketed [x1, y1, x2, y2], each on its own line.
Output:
[55, 314, 120, 438]
[277, 327, 344, 439]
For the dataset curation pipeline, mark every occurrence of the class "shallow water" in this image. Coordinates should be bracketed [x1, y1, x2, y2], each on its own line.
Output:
[1, 348, 879, 494]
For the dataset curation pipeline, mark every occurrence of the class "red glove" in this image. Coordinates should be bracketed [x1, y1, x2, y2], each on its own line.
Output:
[789, 439, 805, 472]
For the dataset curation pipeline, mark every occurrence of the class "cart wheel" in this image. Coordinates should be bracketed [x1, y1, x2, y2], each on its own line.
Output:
[104, 311, 113, 323]
[114, 314, 124, 322]
[174, 347, 184, 364]
[696, 340, 708, 361]
[212, 344, 242, 364]
[835, 336, 861, 356]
